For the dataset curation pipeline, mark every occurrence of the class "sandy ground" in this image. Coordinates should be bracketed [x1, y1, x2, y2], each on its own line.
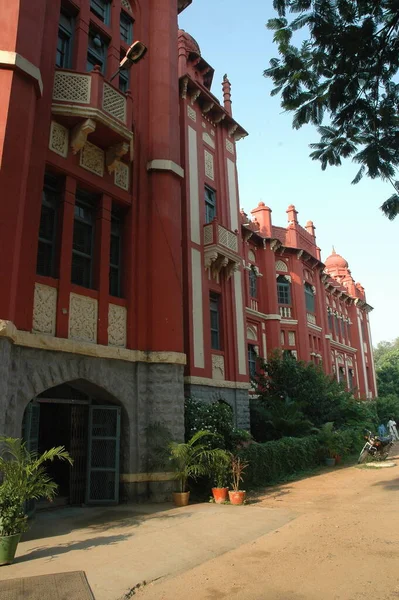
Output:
[137, 451, 399, 600]
[1, 450, 399, 600]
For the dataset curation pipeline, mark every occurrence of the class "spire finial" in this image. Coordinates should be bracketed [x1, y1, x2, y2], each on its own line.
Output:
[332, 245, 336, 254]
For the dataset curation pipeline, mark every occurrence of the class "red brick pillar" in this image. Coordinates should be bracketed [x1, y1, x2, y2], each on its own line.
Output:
[56, 177, 76, 339]
[95, 195, 112, 345]
[144, 0, 184, 353]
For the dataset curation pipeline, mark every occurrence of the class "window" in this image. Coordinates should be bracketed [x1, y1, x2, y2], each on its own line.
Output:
[210, 293, 221, 350]
[109, 206, 123, 297]
[205, 186, 216, 224]
[277, 275, 291, 305]
[71, 191, 97, 288]
[327, 311, 333, 332]
[249, 267, 257, 298]
[304, 283, 315, 313]
[56, 11, 74, 68]
[248, 344, 257, 378]
[120, 11, 133, 44]
[87, 30, 108, 74]
[119, 51, 129, 92]
[90, 0, 110, 24]
[348, 368, 354, 390]
[119, 67, 129, 93]
[334, 315, 339, 337]
[36, 173, 61, 277]
[338, 366, 345, 385]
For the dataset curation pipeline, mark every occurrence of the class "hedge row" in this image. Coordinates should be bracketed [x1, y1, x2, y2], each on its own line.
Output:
[239, 435, 323, 489]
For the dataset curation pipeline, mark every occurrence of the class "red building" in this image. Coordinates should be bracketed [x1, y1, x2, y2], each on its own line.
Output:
[0, 0, 376, 504]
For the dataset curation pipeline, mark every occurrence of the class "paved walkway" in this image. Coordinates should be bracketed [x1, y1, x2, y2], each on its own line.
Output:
[0, 500, 293, 599]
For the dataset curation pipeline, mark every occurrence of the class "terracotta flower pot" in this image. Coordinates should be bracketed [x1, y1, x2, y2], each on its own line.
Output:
[334, 454, 342, 464]
[173, 491, 190, 507]
[228, 490, 246, 505]
[212, 487, 229, 504]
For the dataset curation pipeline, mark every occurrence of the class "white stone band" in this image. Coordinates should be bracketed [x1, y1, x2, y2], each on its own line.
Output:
[147, 159, 185, 178]
[0, 51, 43, 96]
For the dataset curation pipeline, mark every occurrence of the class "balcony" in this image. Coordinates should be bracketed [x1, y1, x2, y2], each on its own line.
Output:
[51, 68, 133, 157]
[203, 220, 240, 280]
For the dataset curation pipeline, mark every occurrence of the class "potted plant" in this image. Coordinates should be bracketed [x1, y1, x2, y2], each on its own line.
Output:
[228, 455, 249, 505]
[318, 423, 340, 467]
[0, 437, 72, 565]
[210, 449, 231, 504]
[168, 430, 217, 507]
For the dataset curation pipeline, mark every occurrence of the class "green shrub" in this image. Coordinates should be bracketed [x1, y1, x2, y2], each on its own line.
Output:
[184, 397, 251, 450]
[238, 436, 322, 488]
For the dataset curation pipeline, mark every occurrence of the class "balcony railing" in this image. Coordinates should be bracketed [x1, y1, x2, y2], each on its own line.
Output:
[52, 68, 133, 131]
[306, 313, 316, 325]
[204, 221, 238, 252]
[203, 219, 240, 281]
[280, 306, 292, 319]
[250, 299, 259, 312]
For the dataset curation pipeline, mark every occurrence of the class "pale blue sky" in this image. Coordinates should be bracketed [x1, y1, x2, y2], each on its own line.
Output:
[179, 0, 398, 346]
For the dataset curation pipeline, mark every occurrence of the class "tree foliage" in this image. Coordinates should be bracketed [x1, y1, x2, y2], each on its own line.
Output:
[265, 0, 399, 220]
[374, 337, 399, 369]
[376, 348, 399, 397]
[252, 352, 376, 442]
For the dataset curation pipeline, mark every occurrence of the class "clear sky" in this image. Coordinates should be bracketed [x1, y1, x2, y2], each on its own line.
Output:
[179, 0, 399, 346]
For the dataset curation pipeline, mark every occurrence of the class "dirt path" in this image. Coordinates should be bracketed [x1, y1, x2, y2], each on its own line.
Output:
[137, 453, 399, 600]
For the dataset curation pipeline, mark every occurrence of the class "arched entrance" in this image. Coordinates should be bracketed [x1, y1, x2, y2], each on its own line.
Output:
[22, 380, 122, 506]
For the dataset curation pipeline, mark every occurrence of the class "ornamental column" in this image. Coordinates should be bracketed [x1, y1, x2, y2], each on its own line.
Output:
[145, 0, 184, 353]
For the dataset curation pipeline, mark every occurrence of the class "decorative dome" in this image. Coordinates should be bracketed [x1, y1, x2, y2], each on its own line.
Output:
[325, 247, 348, 270]
[178, 30, 201, 57]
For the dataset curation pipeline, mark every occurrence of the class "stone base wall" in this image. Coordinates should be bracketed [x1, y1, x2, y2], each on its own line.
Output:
[184, 383, 250, 430]
[0, 338, 184, 502]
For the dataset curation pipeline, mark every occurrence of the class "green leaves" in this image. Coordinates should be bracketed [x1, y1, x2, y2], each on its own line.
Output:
[0, 438, 73, 534]
[265, 0, 399, 219]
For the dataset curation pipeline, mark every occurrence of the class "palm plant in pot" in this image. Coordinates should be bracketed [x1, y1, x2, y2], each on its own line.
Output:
[0, 437, 72, 565]
[318, 423, 340, 467]
[210, 449, 231, 504]
[228, 455, 249, 505]
[168, 430, 219, 507]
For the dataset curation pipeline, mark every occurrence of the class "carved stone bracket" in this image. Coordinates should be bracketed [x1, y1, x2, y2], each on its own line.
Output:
[243, 229, 253, 243]
[204, 249, 240, 281]
[71, 118, 96, 154]
[270, 239, 281, 252]
[106, 142, 130, 174]
[180, 77, 189, 99]
[202, 101, 214, 114]
[229, 123, 238, 137]
[191, 89, 201, 105]
[297, 249, 304, 259]
[214, 113, 226, 124]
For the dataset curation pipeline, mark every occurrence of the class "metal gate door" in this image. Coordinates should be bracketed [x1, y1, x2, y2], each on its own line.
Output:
[22, 401, 40, 453]
[86, 406, 121, 504]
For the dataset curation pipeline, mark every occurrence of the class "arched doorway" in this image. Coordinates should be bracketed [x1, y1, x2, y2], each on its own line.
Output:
[22, 380, 122, 506]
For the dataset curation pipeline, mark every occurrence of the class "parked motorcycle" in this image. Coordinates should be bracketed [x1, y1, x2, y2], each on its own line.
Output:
[357, 430, 393, 464]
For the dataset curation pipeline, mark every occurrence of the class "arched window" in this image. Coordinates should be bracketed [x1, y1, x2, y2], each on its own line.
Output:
[277, 275, 291, 305]
[304, 283, 315, 313]
[249, 267, 257, 298]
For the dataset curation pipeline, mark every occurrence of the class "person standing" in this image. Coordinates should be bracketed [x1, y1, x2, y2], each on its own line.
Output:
[378, 423, 388, 438]
[387, 418, 399, 441]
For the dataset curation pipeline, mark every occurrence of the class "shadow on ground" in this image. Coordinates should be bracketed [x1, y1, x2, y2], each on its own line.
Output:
[372, 478, 399, 491]
[23, 504, 194, 542]
[13, 533, 132, 564]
